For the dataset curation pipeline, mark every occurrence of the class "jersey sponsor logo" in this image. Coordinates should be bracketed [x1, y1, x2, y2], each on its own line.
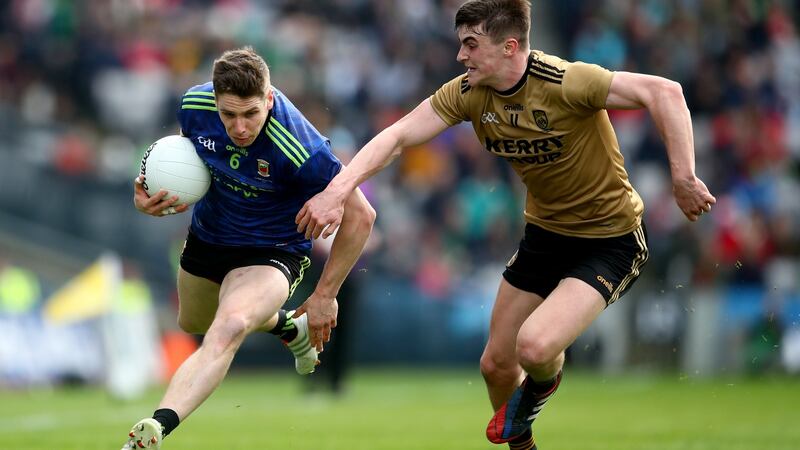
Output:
[197, 136, 216, 152]
[532, 110, 552, 131]
[596, 275, 614, 293]
[481, 112, 500, 124]
[212, 174, 261, 198]
[257, 159, 270, 178]
[484, 136, 564, 165]
[510, 113, 520, 127]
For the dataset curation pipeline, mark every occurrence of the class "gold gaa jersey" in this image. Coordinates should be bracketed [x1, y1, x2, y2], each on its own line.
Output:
[430, 51, 644, 238]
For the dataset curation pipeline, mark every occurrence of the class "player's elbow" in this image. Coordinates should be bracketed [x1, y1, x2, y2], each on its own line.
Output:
[344, 195, 377, 234]
[654, 78, 685, 106]
[357, 201, 377, 231]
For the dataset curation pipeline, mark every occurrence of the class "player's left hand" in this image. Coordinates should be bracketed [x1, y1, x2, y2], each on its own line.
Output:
[673, 175, 716, 222]
[293, 293, 338, 352]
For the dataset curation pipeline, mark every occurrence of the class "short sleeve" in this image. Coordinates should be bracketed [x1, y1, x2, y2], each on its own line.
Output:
[561, 62, 614, 114]
[294, 143, 343, 197]
[429, 75, 470, 126]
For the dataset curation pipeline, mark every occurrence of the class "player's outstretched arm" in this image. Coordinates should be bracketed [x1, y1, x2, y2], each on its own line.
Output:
[605, 71, 716, 221]
[296, 98, 449, 239]
[133, 175, 190, 217]
[293, 187, 376, 351]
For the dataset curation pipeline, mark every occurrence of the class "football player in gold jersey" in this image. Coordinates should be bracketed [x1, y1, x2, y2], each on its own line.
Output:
[296, 1, 715, 448]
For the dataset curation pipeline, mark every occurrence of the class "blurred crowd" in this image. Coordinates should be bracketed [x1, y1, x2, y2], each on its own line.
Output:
[1, 1, 799, 371]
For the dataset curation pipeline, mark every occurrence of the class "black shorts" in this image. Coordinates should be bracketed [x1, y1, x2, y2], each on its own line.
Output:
[180, 231, 311, 297]
[502, 223, 649, 305]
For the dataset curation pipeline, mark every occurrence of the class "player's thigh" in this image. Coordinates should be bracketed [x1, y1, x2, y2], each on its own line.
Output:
[177, 267, 221, 333]
[518, 277, 606, 358]
[214, 265, 290, 333]
[484, 278, 543, 365]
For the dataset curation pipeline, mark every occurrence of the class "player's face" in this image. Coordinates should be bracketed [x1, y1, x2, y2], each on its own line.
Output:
[217, 89, 274, 147]
[456, 25, 506, 88]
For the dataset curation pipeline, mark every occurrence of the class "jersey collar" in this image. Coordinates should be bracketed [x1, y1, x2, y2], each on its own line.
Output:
[494, 52, 534, 97]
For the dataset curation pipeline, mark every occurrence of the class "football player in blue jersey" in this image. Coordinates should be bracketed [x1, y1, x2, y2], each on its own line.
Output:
[124, 47, 375, 450]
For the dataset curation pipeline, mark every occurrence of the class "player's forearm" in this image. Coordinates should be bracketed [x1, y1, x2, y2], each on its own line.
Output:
[312, 193, 376, 298]
[327, 128, 404, 199]
[648, 81, 697, 182]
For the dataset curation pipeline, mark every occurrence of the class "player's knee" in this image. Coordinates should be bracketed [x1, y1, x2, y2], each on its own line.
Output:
[204, 313, 251, 351]
[516, 336, 560, 369]
[480, 350, 519, 384]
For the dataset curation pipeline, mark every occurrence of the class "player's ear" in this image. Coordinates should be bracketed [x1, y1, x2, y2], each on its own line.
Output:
[265, 88, 274, 111]
[504, 38, 518, 56]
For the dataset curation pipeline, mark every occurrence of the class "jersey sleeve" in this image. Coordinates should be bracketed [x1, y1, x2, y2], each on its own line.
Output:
[294, 142, 343, 197]
[560, 62, 614, 115]
[429, 75, 470, 126]
[177, 83, 216, 136]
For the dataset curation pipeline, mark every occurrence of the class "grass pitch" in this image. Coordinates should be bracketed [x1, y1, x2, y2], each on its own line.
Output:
[0, 368, 798, 450]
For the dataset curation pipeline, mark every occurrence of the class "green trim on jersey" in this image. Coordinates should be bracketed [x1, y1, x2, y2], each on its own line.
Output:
[182, 91, 217, 111]
[183, 97, 216, 105]
[266, 117, 310, 168]
[182, 104, 218, 111]
[185, 91, 215, 97]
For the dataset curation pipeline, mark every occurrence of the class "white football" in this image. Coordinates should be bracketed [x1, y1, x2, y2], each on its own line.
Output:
[139, 135, 211, 205]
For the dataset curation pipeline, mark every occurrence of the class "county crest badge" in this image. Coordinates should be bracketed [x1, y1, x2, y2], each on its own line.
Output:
[257, 159, 270, 177]
[532, 110, 552, 131]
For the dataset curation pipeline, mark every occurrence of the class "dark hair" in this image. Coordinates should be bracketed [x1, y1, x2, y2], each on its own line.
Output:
[212, 46, 270, 98]
[455, 0, 531, 47]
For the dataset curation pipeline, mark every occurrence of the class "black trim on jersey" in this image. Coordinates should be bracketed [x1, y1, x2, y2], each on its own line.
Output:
[460, 77, 471, 94]
[528, 71, 563, 84]
[528, 57, 565, 85]
[531, 57, 566, 75]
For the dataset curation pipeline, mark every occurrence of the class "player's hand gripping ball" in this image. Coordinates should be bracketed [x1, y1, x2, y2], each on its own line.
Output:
[139, 135, 211, 205]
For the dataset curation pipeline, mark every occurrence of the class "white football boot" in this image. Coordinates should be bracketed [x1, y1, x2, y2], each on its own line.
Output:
[284, 312, 319, 375]
[121, 418, 163, 449]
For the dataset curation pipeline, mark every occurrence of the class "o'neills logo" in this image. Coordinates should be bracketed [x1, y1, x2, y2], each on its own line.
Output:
[596, 275, 614, 293]
[139, 141, 156, 191]
[504, 104, 524, 111]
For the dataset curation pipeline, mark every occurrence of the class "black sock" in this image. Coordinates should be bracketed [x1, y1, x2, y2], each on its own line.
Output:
[509, 428, 534, 450]
[153, 408, 180, 438]
[267, 309, 298, 342]
[528, 370, 562, 396]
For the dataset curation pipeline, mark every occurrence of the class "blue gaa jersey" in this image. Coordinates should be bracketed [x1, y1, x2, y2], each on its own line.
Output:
[178, 82, 341, 255]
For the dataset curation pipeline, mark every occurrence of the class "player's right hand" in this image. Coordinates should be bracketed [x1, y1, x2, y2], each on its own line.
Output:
[133, 175, 190, 217]
[672, 175, 716, 222]
[296, 188, 346, 239]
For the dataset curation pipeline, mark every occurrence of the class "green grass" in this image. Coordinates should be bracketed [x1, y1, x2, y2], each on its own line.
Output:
[0, 368, 798, 449]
